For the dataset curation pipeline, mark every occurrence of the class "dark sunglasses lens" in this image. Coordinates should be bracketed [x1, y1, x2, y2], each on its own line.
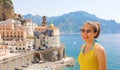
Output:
[80, 29, 91, 33]
[80, 29, 85, 33]
[86, 30, 91, 33]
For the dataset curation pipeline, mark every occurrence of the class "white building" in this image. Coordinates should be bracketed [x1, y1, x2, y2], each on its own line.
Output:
[45, 36, 60, 48]
[7, 40, 30, 53]
[24, 19, 38, 36]
[26, 37, 35, 50]
[0, 19, 22, 27]
[34, 23, 60, 50]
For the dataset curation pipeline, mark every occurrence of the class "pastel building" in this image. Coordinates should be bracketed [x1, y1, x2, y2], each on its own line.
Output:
[0, 19, 22, 29]
[10, 40, 27, 53]
[0, 45, 8, 56]
[0, 19, 29, 53]
[0, 29, 26, 41]
[34, 16, 60, 50]
[43, 24, 60, 48]
[24, 19, 38, 36]
[25, 37, 34, 51]
[33, 16, 65, 61]
[0, 23, 14, 30]
[0, 19, 26, 41]
[0, 34, 8, 56]
[34, 26, 47, 50]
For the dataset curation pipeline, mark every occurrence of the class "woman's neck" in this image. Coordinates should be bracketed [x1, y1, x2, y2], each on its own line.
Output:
[86, 40, 94, 48]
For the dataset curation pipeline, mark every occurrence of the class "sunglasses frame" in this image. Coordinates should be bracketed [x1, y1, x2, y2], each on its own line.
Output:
[80, 29, 92, 33]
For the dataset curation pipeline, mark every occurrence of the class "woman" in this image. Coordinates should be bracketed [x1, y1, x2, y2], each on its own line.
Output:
[78, 21, 107, 70]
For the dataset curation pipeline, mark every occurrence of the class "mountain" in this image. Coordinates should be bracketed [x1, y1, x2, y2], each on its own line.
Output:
[23, 11, 120, 34]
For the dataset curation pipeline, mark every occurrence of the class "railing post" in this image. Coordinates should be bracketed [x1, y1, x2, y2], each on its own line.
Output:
[18, 58, 22, 70]
[0, 63, 4, 70]
[11, 60, 15, 70]
[3, 62, 7, 70]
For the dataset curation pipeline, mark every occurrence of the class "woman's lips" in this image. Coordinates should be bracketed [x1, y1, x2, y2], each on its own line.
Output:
[82, 36, 89, 39]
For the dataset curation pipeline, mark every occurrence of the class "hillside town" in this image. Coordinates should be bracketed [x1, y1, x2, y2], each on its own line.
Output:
[0, 0, 74, 70]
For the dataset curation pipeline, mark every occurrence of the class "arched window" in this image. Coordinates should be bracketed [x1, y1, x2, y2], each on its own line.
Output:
[19, 48, 21, 50]
[15, 47, 18, 50]
[23, 48, 25, 50]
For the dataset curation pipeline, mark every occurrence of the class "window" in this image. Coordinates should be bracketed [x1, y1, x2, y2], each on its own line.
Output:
[19, 48, 21, 50]
[18, 35, 20, 37]
[23, 44, 25, 46]
[16, 47, 18, 50]
[23, 48, 25, 50]
[37, 36, 39, 39]
[10, 35, 12, 37]
[19, 44, 21, 46]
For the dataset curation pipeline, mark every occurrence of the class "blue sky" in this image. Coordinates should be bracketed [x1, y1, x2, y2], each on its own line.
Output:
[13, 0, 120, 23]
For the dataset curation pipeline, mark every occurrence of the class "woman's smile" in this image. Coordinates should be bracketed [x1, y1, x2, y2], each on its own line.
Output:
[82, 35, 89, 40]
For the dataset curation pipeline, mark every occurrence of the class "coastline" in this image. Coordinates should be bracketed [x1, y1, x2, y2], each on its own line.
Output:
[23, 57, 74, 70]
[60, 33, 80, 35]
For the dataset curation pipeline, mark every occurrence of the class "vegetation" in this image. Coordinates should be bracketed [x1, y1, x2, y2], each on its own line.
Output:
[0, 0, 14, 21]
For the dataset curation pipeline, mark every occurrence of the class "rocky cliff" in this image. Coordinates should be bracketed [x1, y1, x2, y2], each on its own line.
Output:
[0, 0, 15, 21]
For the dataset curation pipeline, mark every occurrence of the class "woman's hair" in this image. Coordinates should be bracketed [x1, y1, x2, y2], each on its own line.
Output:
[83, 21, 101, 38]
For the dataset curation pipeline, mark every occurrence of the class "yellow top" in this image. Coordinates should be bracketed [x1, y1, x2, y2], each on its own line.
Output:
[78, 43, 99, 70]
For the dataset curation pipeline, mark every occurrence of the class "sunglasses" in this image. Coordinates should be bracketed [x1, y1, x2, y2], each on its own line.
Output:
[80, 29, 92, 33]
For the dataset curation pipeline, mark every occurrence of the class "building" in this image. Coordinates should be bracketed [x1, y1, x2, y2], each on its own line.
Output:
[0, 19, 22, 28]
[33, 16, 65, 61]
[0, 19, 29, 53]
[24, 19, 38, 36]
[0, 29, 26, 41]
[0, 45, 7, 56]
[42, 24, 60, 48]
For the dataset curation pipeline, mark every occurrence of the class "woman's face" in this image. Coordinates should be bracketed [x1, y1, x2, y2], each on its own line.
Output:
[81, 24, 97, 42]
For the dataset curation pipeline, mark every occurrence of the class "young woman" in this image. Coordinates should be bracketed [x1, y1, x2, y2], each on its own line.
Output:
[78, 21, 107, 70]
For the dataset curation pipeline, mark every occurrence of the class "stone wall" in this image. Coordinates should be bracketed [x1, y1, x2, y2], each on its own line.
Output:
[34, 45, 65, 62]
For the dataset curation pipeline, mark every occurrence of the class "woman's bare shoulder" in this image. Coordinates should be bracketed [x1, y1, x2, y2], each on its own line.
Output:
[95, 43, 105, 51]
[95, 43, 106, 56]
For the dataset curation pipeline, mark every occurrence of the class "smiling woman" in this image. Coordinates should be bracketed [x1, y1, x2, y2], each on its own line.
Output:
[78, 21, 107, 70]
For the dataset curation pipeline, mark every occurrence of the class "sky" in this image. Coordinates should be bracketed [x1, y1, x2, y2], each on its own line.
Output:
[13, 0, 120, 23]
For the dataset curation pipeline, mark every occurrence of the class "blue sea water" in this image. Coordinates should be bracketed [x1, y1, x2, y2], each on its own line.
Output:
[60, 34, 120, 70]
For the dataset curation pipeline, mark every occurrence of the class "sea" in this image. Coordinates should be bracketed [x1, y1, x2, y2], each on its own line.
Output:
[60, 33, 120, 70]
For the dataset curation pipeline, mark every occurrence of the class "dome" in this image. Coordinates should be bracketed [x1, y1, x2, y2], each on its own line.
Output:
[50, 23, 54, 27]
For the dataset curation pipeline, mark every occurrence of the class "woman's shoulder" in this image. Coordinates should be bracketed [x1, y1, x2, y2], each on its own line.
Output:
[95, 43, 105, 51]
[94, 43, 106, 56]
